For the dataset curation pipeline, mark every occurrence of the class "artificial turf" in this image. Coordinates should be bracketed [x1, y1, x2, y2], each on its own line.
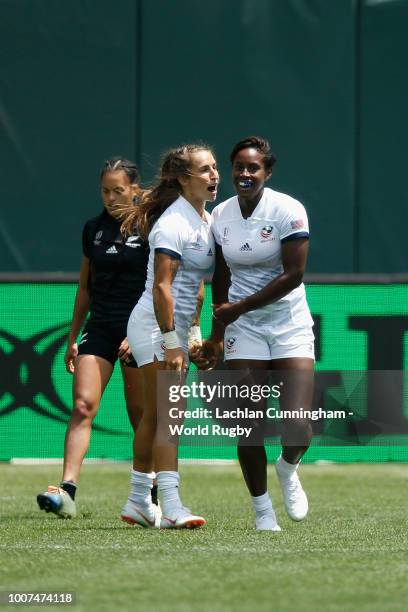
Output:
[0, 463, 407, 612]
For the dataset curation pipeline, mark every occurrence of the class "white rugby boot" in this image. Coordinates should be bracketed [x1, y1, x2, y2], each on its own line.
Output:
[37, 486, 77, 519]
[121, 499, 162, 528]
[160, 506, 206, 529]
[275, 455, 308, 521]
[255, 509, 282, 532]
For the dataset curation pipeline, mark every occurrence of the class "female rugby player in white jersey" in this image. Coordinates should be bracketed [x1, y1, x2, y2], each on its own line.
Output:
[120, 144, 218, 529]
[204, 136, 314, 531]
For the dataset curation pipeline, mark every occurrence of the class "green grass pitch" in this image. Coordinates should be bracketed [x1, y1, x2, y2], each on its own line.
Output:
[0, 463, 407, 611]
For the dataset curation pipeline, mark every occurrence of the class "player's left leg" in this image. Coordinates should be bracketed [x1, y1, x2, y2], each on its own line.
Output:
[228, 359, 281, 531]
[271, 357, 314, 521]
[121, 361, 144, 432]
[37, 355, 113, 518]
[121, 363, 160, 511]
[154, 372, 206, 530]
[120, 361, 162, 528]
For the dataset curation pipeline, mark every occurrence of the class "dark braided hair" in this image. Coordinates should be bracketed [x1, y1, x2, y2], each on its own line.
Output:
[230, 136, 277, 171]
[100, 156, 140, 185]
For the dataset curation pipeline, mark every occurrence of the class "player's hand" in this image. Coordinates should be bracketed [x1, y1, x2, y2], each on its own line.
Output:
[188, 341, 203, 366]
[165, 347, 188, 373]
[194, 339, 223, 370]
[64, 342, 78, 374]
[213, 301, 246, 326]
[118, 337, 133, 365]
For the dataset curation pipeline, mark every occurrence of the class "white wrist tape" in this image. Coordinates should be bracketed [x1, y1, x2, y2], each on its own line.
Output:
[188, 325, 202, 349]
[163, 330, 181, 349]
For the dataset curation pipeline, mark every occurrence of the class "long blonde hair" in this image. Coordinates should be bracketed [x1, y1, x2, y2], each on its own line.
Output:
[121, 144, 212, 238]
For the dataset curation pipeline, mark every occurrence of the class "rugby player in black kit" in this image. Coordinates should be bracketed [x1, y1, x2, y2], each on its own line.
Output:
[37, 157, 155, 518]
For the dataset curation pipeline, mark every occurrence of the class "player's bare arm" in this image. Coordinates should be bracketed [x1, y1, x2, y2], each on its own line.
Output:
[189, 280, 206, 365]
[213, 237, 309, 327]
[152, 252, 179, 332]
[153, 251, 186, 371]
[64, 256, 91, 373]
[195, 244, 230, 369]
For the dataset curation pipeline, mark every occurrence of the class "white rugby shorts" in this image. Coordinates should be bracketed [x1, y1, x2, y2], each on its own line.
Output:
[127, 304, 189, 367]
[224, 316, 314, 361]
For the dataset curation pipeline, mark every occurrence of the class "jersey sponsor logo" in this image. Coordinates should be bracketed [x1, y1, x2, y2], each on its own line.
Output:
[106, 245, 118, 254]
[239, 242, 252, 252]
[260, 225, 275, 242]
[125, 236, 141, 249]
[290, 219, 305, 230]
[207, 248, 213, 256]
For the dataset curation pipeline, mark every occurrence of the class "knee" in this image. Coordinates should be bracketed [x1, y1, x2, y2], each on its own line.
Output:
[73, 397, 97, 421]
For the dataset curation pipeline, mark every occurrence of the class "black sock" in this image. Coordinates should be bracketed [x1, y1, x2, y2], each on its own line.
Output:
[151, 484, 158, 506]
[60, 481, 77, 501]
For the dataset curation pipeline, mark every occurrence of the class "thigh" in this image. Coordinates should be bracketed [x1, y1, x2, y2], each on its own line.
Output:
[225, 359, 270, 437]
[73, 354, 114, 406]
[270, 358, 314, 446]
[137, 360, 165, 417]
[121, 363, 144, 430]
[225, 359, 271, 410]
[121, 363, 144, 401]
[227, 357, 314, 442]
[270, 357, 314, 411]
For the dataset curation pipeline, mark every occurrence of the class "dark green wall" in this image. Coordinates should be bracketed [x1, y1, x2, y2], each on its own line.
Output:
[359, 0, 408, 272]
[0, 0, 406, 272]
[0, 0, 138, 271]
[140, 0, 355, 273]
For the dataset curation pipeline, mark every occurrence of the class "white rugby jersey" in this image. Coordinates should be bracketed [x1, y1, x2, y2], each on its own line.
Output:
[211, 187, 313, 327]
[138, 195, 215, 330]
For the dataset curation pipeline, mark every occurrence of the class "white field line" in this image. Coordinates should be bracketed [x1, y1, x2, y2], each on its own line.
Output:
[9, 458, 237, 466]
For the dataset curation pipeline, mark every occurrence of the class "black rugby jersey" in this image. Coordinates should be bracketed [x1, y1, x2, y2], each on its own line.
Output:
[82, 209, 149, 323]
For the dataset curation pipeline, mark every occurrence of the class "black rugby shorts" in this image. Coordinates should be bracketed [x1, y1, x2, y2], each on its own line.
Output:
[77, 320, 138, 367]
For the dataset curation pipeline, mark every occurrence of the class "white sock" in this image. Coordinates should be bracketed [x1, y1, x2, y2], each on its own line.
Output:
[129, 470, 154, 506]
[276, 454, 299, 478]
[251, 492, 273, 516]
[157, 471, 182, 515]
